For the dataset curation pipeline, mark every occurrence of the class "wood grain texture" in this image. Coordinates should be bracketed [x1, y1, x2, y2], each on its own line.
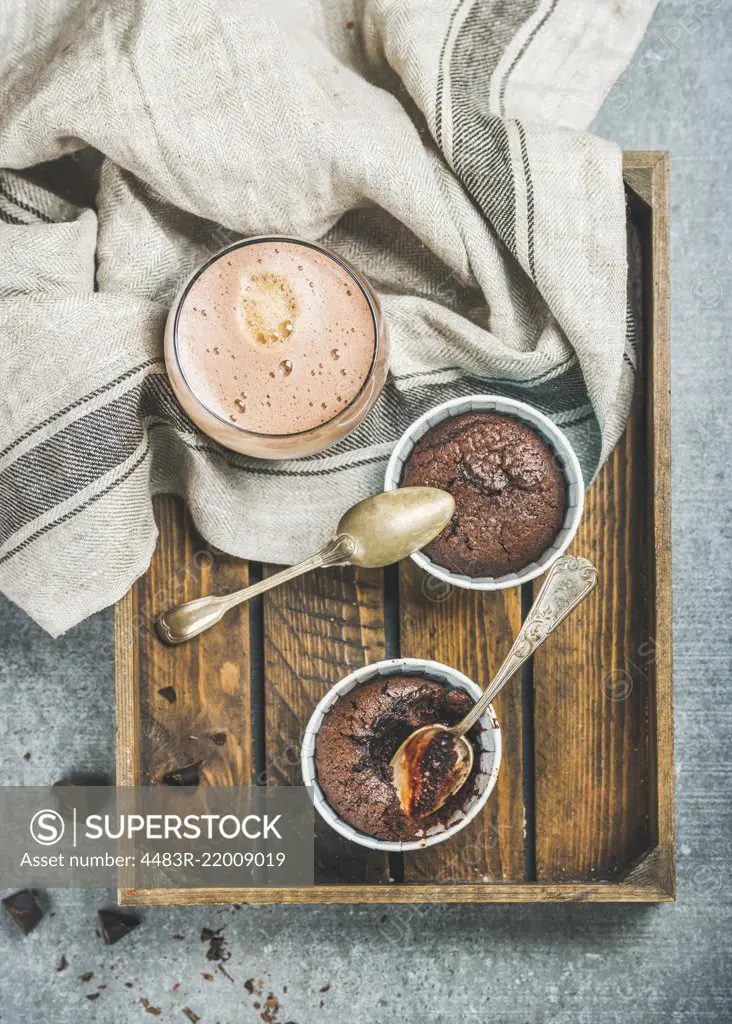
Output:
[644, 152, 675, 898]
[531, 153, 672, 888]
[262, 564, 390, 883]
[117, 495, 254, 788]
[118, 880, 674, 906]
[532, 390, 653, 880]
[398, 560, 526, 882]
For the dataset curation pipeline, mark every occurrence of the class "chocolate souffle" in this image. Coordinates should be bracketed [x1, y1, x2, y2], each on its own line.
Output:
[400, 411, 566, 578]
[314, 675, 481, 842]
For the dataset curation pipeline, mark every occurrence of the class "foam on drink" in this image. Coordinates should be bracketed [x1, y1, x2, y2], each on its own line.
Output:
[175, 240, 377, 436]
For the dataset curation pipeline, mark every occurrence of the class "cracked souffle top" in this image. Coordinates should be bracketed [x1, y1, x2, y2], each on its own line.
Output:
[314, 675, 481, 842]
[400, 411, 566, 578]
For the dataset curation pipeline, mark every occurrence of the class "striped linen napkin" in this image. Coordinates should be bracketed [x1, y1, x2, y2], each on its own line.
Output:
[0, 0, 657, 634]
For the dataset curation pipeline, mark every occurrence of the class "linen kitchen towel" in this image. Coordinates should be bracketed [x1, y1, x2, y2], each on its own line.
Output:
[0, 0, 657, 635]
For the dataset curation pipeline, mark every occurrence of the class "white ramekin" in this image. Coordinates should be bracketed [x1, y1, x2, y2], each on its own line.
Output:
[384, 394, 584, 591]
[301, 658, 501, 853]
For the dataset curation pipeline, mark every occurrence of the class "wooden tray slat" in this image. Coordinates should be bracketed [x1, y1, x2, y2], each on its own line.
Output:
[399, 561, 526, 882]
[532, 396, 653, 880]
[119, 497, 254, 787]
[262, 565, 390, 884]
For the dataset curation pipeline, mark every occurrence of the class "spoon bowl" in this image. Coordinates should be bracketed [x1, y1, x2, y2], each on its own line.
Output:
[391, 723, 474, 819]
[156, 486, 455, 644]
[338, 487, 455, 568]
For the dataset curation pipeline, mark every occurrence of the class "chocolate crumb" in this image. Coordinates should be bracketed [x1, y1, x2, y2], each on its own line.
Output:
[56, 954, 68, 972]
[218, 963, 235, 982]
[211, 732, 227, 745]
[162, 761, 203, 787]
[319, 983, 330, 993]
[158, 686, 177, 703]
[171, 934, 185, 940]
[261, 993, 280, 1023]
[202, 973, 214, 982]
[201, 926, 229, 962]
[140, 998, 162, 1016]
[183, 1010, 200, 1024]
[125, 982, 134, 989]
[23, 751, 31, 760]
[79, 972, 94, 983]
[245, 979, 255, 994]
[86, 993, 100, 1001]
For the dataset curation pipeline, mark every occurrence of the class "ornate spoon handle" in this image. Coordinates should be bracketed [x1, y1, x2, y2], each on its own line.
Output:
[454, 555, 599, 736]
[155, 535, 354, 644]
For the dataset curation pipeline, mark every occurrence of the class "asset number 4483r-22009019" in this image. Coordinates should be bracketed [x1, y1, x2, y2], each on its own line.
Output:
[140, 852, 287, 868]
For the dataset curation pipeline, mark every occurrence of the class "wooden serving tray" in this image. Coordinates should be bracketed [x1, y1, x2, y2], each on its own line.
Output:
[115, 152, 673, 905]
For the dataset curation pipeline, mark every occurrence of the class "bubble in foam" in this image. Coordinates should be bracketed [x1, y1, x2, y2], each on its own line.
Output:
[279, 359, 293, 377]
[330, 348, 341, 360]
[235, 399, 246, 412]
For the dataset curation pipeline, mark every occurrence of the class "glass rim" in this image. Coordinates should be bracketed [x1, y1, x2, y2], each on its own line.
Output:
[171, 235, 382, 441]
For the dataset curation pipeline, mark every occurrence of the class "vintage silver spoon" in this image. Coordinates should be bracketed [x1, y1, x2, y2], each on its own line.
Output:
[156, 487, 455, 645]
[390, 554, 599, 818]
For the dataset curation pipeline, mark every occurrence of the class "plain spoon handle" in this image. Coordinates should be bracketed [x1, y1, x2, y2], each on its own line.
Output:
[455, 555, 599, 736]
[155, 535, 355, 645]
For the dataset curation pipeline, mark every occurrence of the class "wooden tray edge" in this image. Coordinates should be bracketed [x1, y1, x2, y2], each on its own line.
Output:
[117, 880, 674, 906]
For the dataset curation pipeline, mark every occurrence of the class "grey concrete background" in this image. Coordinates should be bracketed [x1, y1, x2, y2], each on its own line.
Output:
[1, 1, 731, 1021]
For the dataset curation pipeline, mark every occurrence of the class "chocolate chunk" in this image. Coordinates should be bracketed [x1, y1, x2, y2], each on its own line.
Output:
[162, 761, 203, 787]
[2, 890, 43, 935]
[98, 909, 140, 945]
[157, 686, 177, 703]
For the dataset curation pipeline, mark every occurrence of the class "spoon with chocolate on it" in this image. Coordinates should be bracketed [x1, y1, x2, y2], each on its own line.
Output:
[391, 554, 599, 819]
[156, 487, 455, 644]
